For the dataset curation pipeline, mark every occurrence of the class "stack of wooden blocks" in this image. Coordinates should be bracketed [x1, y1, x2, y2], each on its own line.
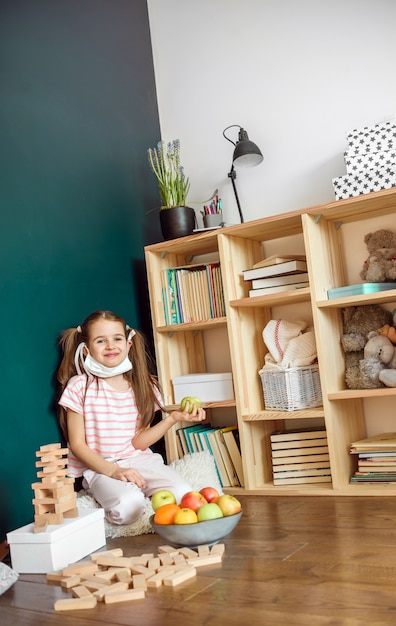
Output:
[32, 443, 78, 532]
[49, 544, 225, 612]
[270, 429, 331, 485]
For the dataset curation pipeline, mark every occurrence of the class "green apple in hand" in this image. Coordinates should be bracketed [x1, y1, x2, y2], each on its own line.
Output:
[180, 396, 202, 413]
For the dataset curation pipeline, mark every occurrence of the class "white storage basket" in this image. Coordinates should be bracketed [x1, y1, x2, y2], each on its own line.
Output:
[259, 365, 322, 411]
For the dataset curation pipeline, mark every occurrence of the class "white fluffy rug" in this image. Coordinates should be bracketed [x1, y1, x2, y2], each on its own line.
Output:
[77, 450, 223, 538]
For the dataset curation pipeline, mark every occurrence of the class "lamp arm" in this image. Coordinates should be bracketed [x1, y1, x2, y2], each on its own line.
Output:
[228, 165, 244, 223]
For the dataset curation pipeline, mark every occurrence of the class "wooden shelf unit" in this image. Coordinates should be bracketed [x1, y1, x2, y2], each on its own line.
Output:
[144, 188, 396, 496]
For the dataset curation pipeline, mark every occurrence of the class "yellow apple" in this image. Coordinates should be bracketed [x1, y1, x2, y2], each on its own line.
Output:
[173, 507, 198, 524]
[216, 494, 241, 516]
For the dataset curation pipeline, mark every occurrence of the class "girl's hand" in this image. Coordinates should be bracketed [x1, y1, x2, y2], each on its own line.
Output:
[111, 466, 147, 488]
[170, 402, 206, 424]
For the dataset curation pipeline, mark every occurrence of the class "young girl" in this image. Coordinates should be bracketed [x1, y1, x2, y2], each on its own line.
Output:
[57, 309, 206, 526]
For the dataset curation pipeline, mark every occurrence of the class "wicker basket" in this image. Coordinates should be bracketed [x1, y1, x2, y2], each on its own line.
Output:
[259, 365, 322, 411]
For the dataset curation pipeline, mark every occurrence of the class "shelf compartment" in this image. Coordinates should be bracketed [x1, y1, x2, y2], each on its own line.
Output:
[229, 287, 311, 308]
[156, 317, 227, 333]
[242, 407, 325, 421]
[316, 289, 396, 309]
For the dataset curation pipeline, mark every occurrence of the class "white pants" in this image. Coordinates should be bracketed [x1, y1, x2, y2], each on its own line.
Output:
[82, 453, 192, 525]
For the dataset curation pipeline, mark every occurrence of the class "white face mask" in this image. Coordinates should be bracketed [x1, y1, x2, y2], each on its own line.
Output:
[74, 330, 135, 378]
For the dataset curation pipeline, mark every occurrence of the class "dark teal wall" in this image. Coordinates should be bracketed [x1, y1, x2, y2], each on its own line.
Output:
[0, 0, 162, 537]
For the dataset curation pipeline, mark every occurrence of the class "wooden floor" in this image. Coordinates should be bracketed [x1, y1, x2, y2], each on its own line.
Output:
[2, 495, 396, 625]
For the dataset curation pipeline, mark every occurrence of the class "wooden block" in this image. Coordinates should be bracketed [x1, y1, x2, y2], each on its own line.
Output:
[81, 579, 107, 592]
[146, 568, 175, 588]
[101, 582, 129, 599]
[94, 555, 133, 568]
[54, 498, 77, 514]
[178, 547, 198, 559]
[33, 519, 48, 533]
[62, 561, 99, 576]
[37, 469, 68, 478]
[163, 566, 197, 587]
[187, 554, 222, 567]
[129, 553, 154, 565]
[172, 553, 187, 565]
[46, 570, 64, 583]
[210, 543, 225, 556]
[38, 443, 62, 453]
[54, 596, 97, 612]
[157, 545, 179, 555]
[148, 557, 160, 570]
[72, 585, 92, 598]
[90, 548, 123, 561]
[114, 570, 132, 584]
[132, 574, 147, 590]
[104, 589, 145, 604]
[61, 575, 81, 589]
[158, 553, 173, 566]
[130, 564, 155, 579]
[63, 507, 79, 518]
[35, 458, 67, 468]
[98, 567, 130, 580]
[198, 544, 210, 556]
[82, 574, 112, 586]
[34, 512, 64, 525]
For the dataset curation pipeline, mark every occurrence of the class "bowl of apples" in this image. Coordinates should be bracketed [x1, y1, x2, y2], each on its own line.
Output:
[150, 487, 242, 548]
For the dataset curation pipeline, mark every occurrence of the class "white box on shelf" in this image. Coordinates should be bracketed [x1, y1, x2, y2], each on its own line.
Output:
[344, 149, 396, 174]
[346, 120, 396, 152]
[7, 508, 105, 574]
[172, 372, 234, 404]
[332, 165, 396, 200]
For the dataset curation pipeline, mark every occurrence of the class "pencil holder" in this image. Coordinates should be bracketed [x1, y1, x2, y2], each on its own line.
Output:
[203, 214, 222, 228]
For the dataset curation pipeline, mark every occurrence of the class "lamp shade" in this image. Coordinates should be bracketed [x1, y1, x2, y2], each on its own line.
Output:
[233, 128, 263, 167]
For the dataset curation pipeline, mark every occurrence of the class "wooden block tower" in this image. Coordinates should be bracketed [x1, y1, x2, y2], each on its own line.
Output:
[32, 443, 78, 532]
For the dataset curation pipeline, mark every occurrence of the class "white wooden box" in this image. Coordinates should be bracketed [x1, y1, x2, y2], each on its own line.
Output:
[7, 508, 105, 574]
[172, 372, 234, 404]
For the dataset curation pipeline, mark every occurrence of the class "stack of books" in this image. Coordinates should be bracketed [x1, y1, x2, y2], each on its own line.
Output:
[350, 433, 396, 483]
[270, 429, 331, 485]
[176, 424, 244, 488]
[161, 262, 225, 325]
[242, 254, 309, 297]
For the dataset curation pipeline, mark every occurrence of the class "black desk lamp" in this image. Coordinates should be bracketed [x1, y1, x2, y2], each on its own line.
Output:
[223, 125, 263, 223]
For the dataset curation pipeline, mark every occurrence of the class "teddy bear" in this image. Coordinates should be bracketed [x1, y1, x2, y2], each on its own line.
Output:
[360, 228, 396, 283]
[341, 304, 392, 389]
[359, 331, 396, 388]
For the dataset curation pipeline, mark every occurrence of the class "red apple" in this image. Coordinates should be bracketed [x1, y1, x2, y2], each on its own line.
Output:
[180, 490, 207, 512]
[199, 486, 220, 503]
[216, 494, 241, 516]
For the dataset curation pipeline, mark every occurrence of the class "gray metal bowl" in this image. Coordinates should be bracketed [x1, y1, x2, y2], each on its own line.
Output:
[149, 511, 242, 548]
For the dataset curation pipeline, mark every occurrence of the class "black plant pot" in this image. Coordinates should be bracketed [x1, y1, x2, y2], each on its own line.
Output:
[159, 206, 196, 241]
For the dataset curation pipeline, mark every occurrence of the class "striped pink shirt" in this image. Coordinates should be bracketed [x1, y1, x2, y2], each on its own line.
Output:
[59, 375, 158, 477]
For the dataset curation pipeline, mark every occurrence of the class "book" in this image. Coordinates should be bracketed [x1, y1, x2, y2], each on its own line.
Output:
[252, 254, 307, 270]
[222, 429, 244, 486]
[214, 428, 240, 487]
[350, 432, 396, 452]
[249, 282, 309, 297]
[242, 259, 308, 281]
[273, 474, 331, 485]
[270, 429, 327, 442]
[206, 430, 232, 487]
[272, 453, 330, 465]
[251, 272, 309, 289]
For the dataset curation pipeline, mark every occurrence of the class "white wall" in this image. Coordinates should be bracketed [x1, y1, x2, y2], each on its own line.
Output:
[147, 0, 396, 227]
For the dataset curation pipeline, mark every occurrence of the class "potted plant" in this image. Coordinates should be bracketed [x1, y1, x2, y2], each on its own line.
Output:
[147, 139, 196, 240]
